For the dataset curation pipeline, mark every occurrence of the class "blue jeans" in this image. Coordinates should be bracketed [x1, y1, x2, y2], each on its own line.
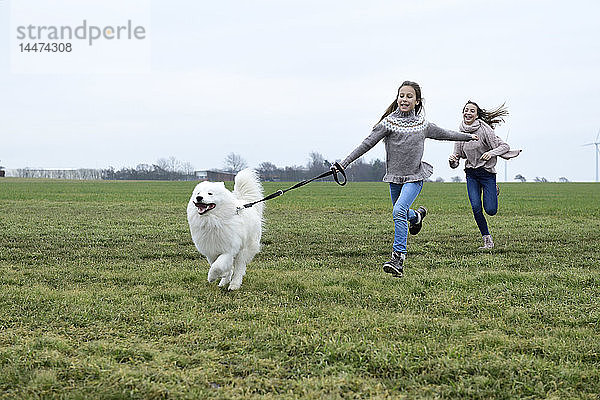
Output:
[465, 168, 498, 236]
[389, 181, 423, 254]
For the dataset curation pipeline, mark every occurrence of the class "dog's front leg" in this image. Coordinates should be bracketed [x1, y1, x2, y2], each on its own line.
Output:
[209, 256, 233, 287]
[207, 253, 233, 283]
[228, 257, 248, 291]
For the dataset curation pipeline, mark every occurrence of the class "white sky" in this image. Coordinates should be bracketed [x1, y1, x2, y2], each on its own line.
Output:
[1, 0, 599, 181]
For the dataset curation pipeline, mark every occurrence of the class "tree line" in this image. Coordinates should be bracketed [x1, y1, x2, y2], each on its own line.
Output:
[103, 157, 196, 180]
[2, 153, 567, 182]
[256, 152, 386, 182]
[102, 152, 388, 182]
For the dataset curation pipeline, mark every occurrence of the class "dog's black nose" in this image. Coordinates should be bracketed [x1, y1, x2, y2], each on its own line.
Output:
[196, 196, 203, 203]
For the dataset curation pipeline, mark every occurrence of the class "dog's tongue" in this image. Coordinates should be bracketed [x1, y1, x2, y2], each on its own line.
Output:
[195, 202, 216, 214]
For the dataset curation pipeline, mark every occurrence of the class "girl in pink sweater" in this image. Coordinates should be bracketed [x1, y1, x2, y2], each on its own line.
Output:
[449, 101, 521, 249]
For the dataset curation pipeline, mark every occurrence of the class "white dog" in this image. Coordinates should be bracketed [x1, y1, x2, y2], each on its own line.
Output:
[187, 169, 264, 291]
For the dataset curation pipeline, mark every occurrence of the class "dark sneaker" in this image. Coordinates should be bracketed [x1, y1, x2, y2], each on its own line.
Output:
[409, 206, 427, 235]
[383, 251, 405, 277]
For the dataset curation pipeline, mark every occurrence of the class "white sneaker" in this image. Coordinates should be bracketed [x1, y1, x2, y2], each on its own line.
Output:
[478, 235, 494, 249]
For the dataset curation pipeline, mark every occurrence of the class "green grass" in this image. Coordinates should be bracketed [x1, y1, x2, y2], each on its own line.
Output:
[0, 178, 599, 399]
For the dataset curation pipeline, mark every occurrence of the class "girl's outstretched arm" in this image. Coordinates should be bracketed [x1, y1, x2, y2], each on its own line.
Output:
[426, 123, 476, 142]
[340, 124, 388, 168]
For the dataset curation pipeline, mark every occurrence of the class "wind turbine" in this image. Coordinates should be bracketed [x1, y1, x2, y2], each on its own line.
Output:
[582, 129, 600, 182]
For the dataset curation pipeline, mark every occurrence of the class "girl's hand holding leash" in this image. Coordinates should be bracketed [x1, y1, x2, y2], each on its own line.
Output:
[448, 154, 459, 163]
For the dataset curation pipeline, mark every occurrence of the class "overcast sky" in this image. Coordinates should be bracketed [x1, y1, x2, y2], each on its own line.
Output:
[1, 0, 599, 181]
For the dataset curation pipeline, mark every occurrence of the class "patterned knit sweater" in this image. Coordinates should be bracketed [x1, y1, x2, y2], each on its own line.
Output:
[341, 110, 474, 183]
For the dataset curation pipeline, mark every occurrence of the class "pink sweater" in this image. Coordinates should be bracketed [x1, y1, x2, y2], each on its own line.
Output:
[449, 120, 521, 173]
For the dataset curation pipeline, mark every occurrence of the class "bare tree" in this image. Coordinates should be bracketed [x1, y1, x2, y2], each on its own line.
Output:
[515, 174, 526, 182]
[257, 162, 279, 181]
[534, 176, 548, 182]
[345, 157, 369, 181]
[180, 161, 195, 175]
[307, 152, 327, 175]
[370, 159, 386, 181]
[136, 164, 153, 173]
[156, 156, 181, 172]
[224, 153, 247, 173]
[258, 161, 277, 172]
[559, 177, 569, 183]
[451, 176, 462, 182]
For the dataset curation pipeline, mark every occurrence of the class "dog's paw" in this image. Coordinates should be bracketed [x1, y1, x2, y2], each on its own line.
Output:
[227, 282, 242, 291]
[218, 275, 231, 287]
[207, 268, 221, 283]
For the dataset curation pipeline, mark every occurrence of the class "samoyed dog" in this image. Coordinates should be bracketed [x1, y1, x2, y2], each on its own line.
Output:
[187, 169, 264, 291]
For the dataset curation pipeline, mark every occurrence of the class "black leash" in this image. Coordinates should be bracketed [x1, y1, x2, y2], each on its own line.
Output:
[239, 162, 347, 210]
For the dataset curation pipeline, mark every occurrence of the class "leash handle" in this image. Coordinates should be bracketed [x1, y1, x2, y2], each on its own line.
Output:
[331, 162, 347, 186]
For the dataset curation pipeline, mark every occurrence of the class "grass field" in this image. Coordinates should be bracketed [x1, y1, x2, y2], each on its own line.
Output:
[0, 178, 599, 399]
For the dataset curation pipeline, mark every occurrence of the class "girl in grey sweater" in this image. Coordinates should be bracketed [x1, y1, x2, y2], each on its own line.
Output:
[338, 81, 477, 277]
[449, 101, 521, 249]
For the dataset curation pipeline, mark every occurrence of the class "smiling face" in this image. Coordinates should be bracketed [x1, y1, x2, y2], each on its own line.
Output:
[397, 85, 419, 113]
[463, 103, 479, 125]
[189, 181, 227, 215]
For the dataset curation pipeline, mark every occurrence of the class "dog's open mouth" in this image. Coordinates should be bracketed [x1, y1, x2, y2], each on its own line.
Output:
[193, 201, 216, 215]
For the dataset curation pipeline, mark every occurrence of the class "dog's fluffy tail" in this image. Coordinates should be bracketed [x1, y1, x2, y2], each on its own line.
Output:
[234, 169, 264, 213]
